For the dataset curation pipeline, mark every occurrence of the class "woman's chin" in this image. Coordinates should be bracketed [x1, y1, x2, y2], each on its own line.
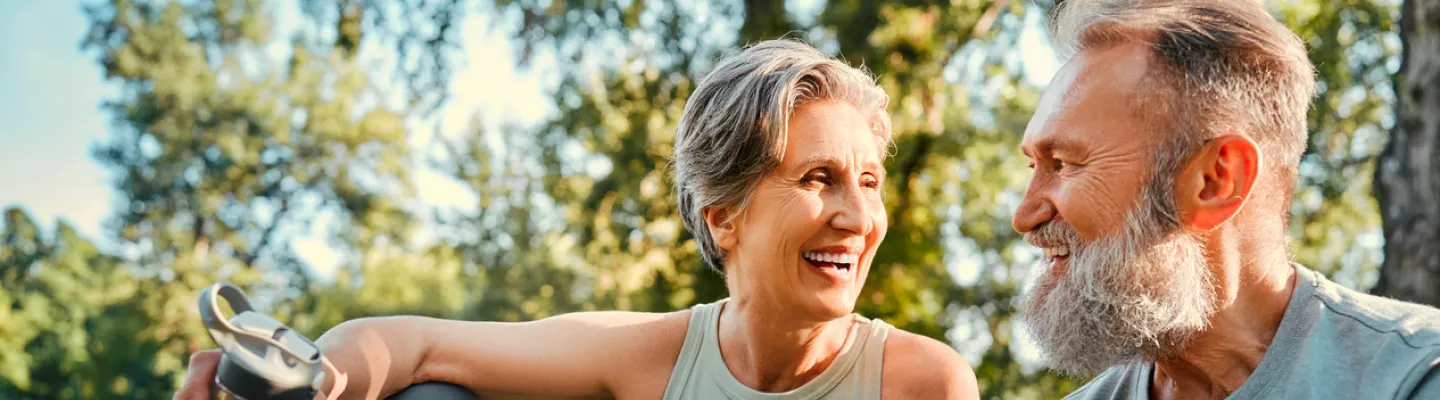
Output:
[805, 292, 859, 319]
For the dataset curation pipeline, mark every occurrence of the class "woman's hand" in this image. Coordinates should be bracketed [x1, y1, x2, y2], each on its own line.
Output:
[171, 318, 406, 400]
[172, 350, 225, 400]
[171, 350, 335, 400]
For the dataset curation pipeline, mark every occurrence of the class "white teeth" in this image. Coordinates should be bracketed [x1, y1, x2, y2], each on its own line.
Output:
[804, 251, 859, 265]
[1042, 246, 1071, 258]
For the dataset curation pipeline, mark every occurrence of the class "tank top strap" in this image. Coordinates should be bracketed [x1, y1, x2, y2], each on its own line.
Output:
[857, 316, 890, 399]
[662, 299, 725, 399]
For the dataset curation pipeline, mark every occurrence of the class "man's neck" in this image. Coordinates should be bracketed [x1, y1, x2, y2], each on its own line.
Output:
[717, 296, 855, 393]
[1151, 230, 1298, 400]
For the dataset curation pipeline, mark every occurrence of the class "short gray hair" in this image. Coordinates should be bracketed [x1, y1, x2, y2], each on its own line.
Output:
[1050, 0, 1316, 220]
[673, 39, 892, 272]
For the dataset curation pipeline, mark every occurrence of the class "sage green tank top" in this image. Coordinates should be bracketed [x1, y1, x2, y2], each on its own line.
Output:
[661, 299, 890, 400]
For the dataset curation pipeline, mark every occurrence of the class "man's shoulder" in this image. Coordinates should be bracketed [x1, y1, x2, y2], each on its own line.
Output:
[1283, 267, 1440, 398]
[1063, 363, 1148, 400]
[1307, 267, 1440, 349]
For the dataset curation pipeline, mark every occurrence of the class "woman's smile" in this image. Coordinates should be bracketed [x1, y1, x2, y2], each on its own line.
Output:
[801, 246, 861, 283]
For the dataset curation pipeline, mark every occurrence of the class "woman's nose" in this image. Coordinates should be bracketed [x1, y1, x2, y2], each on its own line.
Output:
[830, 184, 873, 235]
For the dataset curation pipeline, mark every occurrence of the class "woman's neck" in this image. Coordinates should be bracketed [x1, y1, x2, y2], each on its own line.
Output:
[717, 296, 856, 392]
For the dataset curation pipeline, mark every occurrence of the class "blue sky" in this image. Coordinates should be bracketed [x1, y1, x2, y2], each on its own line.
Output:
[0, 1, 118, 239]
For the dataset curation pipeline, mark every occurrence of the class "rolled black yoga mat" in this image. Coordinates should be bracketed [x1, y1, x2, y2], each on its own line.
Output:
[387, 382, 479, 400]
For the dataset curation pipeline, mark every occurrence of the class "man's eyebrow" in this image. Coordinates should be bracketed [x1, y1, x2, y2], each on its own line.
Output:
[1023, 137, 1075, 158]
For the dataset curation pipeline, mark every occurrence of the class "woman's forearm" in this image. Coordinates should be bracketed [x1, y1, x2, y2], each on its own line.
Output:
[316, 316, 431, 400]
[313, 311, 657, 398]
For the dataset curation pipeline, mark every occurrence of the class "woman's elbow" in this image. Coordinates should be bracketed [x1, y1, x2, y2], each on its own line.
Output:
[315, 316, 435, 397]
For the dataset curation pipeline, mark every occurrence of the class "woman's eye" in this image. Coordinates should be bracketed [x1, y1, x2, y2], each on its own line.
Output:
[802, 170, 832, 186]
[861, 174, 880, 189]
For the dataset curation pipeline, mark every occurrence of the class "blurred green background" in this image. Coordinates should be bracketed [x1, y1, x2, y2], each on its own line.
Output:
[0, 0, 1420, 398]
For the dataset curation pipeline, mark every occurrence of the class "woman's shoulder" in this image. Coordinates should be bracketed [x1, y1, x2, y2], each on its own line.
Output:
[881, 328, 980, 399]
[538, 309, 693, 349]
[546, 308, 694, 354]
[540, 309, 692, 329]
[538, 309, 696, 398]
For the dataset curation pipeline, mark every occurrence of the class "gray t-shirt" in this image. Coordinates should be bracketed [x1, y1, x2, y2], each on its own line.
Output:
[1065, 264, 1440, 399]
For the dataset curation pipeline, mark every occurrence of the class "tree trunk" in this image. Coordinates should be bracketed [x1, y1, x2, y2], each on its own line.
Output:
[1372, 0, 1440, 307]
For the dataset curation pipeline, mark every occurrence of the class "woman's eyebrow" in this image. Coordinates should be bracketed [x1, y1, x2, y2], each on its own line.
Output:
[797, 154, 844, 169]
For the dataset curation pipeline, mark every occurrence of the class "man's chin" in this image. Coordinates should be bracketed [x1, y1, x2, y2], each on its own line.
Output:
[1026, 302, 1207, 378]
[1026, 319, 1148, 377]
[1022, 280, 1171, 377]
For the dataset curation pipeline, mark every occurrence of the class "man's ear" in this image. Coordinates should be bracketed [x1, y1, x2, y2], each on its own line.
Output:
[1176, 134, 1262, 231]
[702, 206, 740, 251]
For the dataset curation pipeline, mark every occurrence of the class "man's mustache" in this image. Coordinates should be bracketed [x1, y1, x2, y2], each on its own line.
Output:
[1025, 220, 1080, 250]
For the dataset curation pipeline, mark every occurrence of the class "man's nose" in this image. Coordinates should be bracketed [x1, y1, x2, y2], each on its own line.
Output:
[1012, 192, 1057, 234]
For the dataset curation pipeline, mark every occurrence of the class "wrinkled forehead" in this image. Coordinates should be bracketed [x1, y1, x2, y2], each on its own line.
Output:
[1023, 43, 1157, 152]
[779, 101, 887, 169]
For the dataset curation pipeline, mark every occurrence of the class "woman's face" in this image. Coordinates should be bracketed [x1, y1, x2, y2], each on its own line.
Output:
[717, 100, 888, 321]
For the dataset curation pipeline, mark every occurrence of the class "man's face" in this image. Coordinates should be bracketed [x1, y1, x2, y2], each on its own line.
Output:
[1016, 43, 1155, 245]
[1014, 43, 1217, 375]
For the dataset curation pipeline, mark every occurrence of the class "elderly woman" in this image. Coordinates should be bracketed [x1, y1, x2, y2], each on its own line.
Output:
[178, 39, 978, 399]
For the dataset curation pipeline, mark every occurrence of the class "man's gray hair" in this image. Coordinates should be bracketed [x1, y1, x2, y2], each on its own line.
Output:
[1050, 0, 1316, 222]
[673, 39, 892, 272]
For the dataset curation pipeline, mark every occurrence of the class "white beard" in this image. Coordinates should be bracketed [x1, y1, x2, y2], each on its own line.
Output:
[1020, 194, 1216, 377]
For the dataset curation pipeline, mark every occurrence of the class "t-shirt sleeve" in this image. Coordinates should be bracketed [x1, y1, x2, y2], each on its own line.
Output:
[1406, 352, 1440, 400]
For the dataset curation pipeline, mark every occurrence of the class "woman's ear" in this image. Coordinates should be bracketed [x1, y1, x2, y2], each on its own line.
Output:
[702, 206, 740, 251]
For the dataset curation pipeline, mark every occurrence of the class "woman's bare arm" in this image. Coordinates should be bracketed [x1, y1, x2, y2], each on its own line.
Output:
[317, 311, 688, 399]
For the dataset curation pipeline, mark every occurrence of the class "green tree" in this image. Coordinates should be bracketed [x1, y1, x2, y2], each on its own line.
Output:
[0, 208, 50, 395]
[0, 207, 145, 399]
[76, 0, 429, 393]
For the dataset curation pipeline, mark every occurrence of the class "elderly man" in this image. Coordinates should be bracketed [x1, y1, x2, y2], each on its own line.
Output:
[1014, 0, 1440, 399]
